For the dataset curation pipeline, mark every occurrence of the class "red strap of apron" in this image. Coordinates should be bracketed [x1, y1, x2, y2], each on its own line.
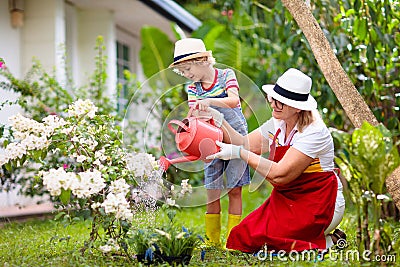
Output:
[268, 128, 298, 160]
[284, 128, 298, 146]
[268, 128, 281, 160]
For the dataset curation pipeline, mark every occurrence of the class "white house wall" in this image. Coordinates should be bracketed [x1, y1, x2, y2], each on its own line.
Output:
[22, 0, 66, 83]
[65, 3, 79, 87]
[0, 0, 23, 127]
[76, 8, 116, 95]
[0, 0, 26, 211]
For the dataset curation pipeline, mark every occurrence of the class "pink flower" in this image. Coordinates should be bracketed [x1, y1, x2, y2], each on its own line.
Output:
[221, 10, 234, 20]
[0, 61, 5, 69]
[227, 10, 234, 20]
[63, 164, 69, 170]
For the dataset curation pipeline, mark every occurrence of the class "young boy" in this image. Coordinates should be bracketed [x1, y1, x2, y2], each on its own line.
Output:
[170, 38, 250, 246]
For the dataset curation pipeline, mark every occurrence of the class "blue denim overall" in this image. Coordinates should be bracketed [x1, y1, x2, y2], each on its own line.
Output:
[194, 69, 250, 189]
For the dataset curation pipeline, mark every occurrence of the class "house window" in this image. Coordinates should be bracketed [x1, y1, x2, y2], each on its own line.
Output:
[116, 41, 131, 111]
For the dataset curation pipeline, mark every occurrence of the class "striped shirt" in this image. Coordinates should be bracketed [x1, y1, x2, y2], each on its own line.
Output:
[187, 68, 241, 108]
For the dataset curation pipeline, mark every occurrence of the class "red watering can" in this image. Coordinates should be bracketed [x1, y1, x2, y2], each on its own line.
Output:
[159, 108, 223, 171]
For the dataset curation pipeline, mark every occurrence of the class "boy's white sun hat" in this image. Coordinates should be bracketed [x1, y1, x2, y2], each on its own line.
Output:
[262, 68, 317, 110]
[169, 38, 212, 67]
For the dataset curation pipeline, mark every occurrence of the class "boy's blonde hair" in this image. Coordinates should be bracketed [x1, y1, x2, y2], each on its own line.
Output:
[176, 56, 215, 66]
[172, 56, 216, 76]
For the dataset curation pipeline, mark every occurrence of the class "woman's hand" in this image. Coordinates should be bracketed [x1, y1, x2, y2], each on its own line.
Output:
[206, 141, 242, 160]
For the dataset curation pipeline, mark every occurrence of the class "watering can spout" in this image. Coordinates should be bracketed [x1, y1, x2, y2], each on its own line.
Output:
[159, 155, 200, 171]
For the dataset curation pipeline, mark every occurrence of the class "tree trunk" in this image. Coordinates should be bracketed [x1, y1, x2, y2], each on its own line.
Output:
[281, 0, 400, 209]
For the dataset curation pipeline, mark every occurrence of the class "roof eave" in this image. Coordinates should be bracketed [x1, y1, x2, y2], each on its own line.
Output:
[138, 0, 202, 32]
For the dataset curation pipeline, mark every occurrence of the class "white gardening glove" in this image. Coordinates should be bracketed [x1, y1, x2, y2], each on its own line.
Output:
[207, 107, 224, 128]
[206, 141, 242, 160]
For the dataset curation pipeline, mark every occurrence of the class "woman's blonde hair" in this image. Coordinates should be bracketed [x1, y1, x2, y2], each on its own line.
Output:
[297, 110, 315, 132]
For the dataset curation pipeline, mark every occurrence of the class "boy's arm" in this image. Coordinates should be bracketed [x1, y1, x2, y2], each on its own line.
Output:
[197, 88, 240, 109]
[196, 69, 241, 110]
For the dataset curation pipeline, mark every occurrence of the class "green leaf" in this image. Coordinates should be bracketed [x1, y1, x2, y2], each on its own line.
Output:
[354, 0, 362, 13]
[364, 78, 373, 95]
[347, 122, 400, 194]
[345, 9, 356, 17]
[231, 6, 254, 27]
[202, 24, 226, 51]
[139, 26, 173, 79]
[395, 32, 400, 45]
[386, 117, 399, 131]
[5, 162, 12, 172]
[355, 17, 368, 41]
[41, 150, 48, 160]
[366, 45, 375, 63]
[54, 211, 66, 221]
[212, 32, 259, 80]
[335, 156, 352, 182]
[167, 209, 177, 222]
[31, 150, 41, 161]
[76, 209, 91, 220]
[78, 198, 88, 208]
[59, 189, 71, 205]
[191, 20, 220, 40]
[19, 155, 26, 166]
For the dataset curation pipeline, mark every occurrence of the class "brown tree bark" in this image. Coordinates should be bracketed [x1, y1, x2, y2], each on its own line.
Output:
[281, 0, 400, 209]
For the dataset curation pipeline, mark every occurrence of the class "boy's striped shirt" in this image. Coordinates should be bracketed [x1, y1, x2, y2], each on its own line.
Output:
[187, 68, 241, 108]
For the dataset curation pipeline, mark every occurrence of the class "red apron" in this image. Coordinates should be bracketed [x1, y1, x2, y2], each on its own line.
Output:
[226, 129, 338, 252]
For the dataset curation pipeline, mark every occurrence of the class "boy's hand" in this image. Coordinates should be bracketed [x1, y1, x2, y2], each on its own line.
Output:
[195, 99, 211, 111]
[191, 106, 224, 128]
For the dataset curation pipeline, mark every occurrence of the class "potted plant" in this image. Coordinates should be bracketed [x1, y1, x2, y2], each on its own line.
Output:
[130, 228, 159, 265]
[129, 202, 204, 265]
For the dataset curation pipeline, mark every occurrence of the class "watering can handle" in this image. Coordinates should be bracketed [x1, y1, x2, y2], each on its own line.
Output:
[187, 105, 197, 117]
[168, 120, 190, 135]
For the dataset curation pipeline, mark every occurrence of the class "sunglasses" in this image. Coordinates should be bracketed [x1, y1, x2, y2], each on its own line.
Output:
[267, 95, 285, 110]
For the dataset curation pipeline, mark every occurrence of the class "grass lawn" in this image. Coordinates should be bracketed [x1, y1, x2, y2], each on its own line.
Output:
[1, 184, 398, 266]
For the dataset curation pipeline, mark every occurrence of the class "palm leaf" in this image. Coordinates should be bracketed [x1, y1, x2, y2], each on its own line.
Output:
[140, 26, 173, 81]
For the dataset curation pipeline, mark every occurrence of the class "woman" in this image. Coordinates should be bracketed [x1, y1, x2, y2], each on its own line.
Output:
[204, 68, 346, 252]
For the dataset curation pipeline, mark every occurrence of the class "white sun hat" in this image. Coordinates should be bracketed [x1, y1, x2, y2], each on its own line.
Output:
[262, 68, 317, 110]
[169, 38, 212, 67]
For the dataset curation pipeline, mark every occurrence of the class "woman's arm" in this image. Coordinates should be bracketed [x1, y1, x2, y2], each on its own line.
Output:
[240, 147, 313, 185]
[221, 120, 269, 155]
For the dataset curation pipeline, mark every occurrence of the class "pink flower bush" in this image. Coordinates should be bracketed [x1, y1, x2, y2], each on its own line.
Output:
[0, 59, 5, 69]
